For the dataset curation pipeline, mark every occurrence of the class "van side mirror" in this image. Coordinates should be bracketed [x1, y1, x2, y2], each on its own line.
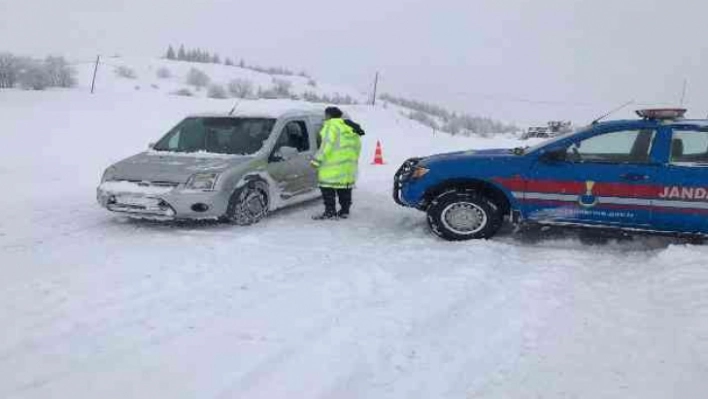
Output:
[148, 142, 155, 150]
[540, 147, 567, 163]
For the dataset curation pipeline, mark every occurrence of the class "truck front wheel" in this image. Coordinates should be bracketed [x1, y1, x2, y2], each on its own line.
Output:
[426, 191, 503, 241]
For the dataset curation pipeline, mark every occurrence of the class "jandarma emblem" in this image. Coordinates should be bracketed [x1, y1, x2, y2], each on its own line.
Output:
[578, 180, 599, 208]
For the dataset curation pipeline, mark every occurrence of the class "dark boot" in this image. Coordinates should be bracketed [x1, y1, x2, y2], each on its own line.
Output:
[314, 188, 338, 220]
[337, 188, 352, 218]
[312, 212, 338, 220]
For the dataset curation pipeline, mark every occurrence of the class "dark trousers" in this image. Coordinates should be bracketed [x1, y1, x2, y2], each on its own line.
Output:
[320, 187, 352, 215]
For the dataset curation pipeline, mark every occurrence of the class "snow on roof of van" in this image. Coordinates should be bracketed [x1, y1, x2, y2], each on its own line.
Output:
[187, 99, 329, 119]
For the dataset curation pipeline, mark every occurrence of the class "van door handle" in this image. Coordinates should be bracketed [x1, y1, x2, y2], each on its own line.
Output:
[620, 173, 649, 181]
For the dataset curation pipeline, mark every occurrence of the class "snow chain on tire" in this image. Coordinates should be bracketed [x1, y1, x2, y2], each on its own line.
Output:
[226, 181, 269, 226]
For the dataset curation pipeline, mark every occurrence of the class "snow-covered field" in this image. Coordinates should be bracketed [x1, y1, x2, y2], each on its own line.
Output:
[1, 88, 707, 399]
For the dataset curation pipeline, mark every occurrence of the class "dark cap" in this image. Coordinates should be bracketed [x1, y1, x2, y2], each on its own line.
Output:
[325, 106, 343, 119]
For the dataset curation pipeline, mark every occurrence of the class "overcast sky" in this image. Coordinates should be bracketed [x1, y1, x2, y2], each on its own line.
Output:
[2, 0, 708, 124]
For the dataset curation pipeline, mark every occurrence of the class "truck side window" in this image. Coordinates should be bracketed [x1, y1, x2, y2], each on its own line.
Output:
[566, 129, 656, 164]
[670, 130, 708, 165]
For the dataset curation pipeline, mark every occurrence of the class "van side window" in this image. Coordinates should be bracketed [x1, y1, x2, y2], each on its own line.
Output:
[275, 121, 310, 152]
[313, 123, 323, 148]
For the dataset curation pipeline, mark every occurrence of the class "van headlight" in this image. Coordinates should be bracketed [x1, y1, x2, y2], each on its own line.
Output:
[185, 173, 220, 190]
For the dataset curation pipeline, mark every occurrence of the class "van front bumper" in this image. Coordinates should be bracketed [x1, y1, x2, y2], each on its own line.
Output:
[97, 181, 230, 220]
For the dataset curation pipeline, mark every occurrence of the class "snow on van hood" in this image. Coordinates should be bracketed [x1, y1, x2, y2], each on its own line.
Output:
[110, 151, 253, 183]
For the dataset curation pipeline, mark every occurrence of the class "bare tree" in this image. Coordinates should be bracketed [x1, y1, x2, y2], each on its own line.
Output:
[115, 65, 137, 79]
[328, 93, 357, 105]
[228, 78, 254, 98]
[44, 56, 76, 87]
[382, 93, 517, 135]
[302, 91, 327, 103]
[172, 88, 193, 97]
[271, 78, 292, 97]
[257, 79, 293, 99]
[156, 67, 171, 79]
[408, 111, 440, 131]
[2, 53, 75, 89]
[19, 59, 50, 90]
[186, 68, 210, 88]
[207, 84, 228, 99]
[0, 53, 20, 88]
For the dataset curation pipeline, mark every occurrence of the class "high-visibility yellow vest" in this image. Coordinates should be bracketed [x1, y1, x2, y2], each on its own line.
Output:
[312, 118, 362, 188]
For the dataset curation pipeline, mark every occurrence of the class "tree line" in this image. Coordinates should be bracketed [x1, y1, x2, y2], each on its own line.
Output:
[175, 66, 357, 105]
[164, 45, 310, 78]
[0, 52, 76, 90]
[379, 93, 518, 135]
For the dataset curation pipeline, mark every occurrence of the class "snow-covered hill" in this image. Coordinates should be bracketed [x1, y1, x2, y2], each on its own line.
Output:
[72, 55, 366, 102]
[1, 83, 707, 398]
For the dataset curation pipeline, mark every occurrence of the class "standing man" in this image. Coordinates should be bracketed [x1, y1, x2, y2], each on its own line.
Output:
[311, 106, 363, 220]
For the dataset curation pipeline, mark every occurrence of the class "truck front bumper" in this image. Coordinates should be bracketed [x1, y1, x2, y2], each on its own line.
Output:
[393, 158, 422, 207]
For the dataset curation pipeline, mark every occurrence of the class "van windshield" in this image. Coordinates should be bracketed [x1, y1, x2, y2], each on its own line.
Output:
[153, 117, 276, 155]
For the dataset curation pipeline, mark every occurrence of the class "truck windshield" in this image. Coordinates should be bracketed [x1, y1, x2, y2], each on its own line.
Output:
[525, 128, 583, 153]
[153, 117, 276, 155]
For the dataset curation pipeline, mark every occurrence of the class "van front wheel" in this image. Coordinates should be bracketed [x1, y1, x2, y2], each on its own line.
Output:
[225, 181, 269, 226]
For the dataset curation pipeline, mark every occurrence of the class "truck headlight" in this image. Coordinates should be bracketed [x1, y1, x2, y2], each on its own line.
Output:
[101, 166, 117, 182]
[411, 166, 430, 179]
[185, 173, 220, 190]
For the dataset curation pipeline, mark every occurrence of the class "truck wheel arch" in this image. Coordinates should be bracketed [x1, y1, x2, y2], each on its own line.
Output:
[422, 179, 513, 216]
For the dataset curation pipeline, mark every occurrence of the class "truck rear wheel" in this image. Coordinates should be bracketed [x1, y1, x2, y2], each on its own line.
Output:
[427, 191, 503, 241]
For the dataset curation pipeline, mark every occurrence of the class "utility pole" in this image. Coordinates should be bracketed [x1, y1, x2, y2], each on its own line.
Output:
[680, 78, 688, 106]
[371, 71, 379, 106]
[90, 55, 100, 94]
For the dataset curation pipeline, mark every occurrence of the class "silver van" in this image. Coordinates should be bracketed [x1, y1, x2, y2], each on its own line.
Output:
[97, 107, 325, 224]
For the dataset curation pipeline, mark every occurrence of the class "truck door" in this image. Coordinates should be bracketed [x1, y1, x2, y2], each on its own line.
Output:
[525, 127, 660, 228]
[652, 126, 708, 233]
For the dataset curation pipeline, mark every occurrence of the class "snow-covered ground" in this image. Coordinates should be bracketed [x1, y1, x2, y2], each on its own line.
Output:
[1, 88, 707, 399]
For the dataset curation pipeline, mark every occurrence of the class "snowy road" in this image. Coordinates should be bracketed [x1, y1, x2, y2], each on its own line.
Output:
[1, 91, 707, 398]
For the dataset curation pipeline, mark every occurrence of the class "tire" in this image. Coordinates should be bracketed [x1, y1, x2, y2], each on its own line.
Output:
[225, 181, 269, 226]
[426, 190, 503, 241]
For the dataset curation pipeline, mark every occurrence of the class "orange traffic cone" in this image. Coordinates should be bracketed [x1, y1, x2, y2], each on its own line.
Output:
[372, 140, 385, 165]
